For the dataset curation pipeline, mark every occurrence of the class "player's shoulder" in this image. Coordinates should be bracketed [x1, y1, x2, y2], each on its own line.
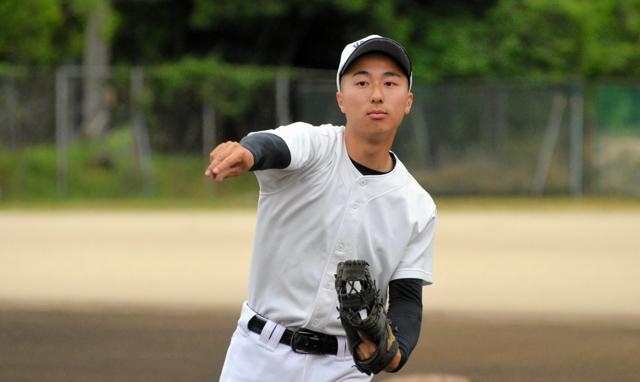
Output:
[277, 122, 345, 151]
[409, 177, 436, 213]
[395, 158, 437, 216]
[277, 122, 344, 136]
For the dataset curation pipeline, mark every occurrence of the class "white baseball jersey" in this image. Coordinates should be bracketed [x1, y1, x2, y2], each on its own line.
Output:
[247, 122, 436, 336]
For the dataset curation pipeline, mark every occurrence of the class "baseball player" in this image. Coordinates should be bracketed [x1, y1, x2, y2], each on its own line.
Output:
[206, 35, 436, 381]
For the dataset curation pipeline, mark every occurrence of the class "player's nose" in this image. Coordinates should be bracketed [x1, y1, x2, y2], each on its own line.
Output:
[370, 84, 383, 103]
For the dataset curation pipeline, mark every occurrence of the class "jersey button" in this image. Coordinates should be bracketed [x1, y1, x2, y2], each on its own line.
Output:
[312, 319, 320, 327]
[359, 179, 368, 186]
[351, 203, 359, 210]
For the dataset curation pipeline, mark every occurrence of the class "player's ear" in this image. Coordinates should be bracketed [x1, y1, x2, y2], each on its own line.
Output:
[404, 92, 414, 115]
[336, 91, 346, 114]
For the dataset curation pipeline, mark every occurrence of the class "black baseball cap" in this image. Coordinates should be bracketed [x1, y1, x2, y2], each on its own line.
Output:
[337, 34, 413, 91]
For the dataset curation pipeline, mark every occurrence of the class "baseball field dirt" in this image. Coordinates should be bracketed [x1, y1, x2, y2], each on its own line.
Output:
[1, 208, 639, 381]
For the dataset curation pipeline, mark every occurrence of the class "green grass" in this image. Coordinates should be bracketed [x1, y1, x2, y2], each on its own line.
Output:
[435, 195, 640, 211]
[0, 128, 259, 205]
[3, 194, 640, 212]
[2, 128, 639, 211]
[0, 196, 257, 211]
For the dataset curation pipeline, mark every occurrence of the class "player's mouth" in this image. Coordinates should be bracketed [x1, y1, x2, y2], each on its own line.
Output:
[368, 109, 387, 120]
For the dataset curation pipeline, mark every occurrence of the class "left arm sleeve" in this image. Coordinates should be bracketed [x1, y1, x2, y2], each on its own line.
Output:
[387, 278, 423, 372]
[392, 202, 437, 285]
[239, 132, 291, 170]
[247, 123, 339, 193]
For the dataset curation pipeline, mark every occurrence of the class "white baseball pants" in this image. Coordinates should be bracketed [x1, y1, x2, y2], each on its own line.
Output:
[219, 302, 372, 382]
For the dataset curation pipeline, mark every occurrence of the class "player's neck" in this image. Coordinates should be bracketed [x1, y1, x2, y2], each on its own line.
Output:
[345, 130, 394, 173]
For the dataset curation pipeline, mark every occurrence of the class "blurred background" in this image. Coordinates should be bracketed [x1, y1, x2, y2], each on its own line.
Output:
[1, 0, 640, 200]
[1, 1, 639, 381]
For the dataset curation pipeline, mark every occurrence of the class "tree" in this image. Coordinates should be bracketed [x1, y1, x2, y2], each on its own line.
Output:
[0, 0, 63, 65]
[81, 0, 117, 140]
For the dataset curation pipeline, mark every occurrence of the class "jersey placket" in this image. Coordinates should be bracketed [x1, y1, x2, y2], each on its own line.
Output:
[306, 177, 369, 331]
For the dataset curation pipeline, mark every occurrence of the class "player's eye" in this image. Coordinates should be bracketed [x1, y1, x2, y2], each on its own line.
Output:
[384, 81, 398, 87]
[355, 80, 368, 87]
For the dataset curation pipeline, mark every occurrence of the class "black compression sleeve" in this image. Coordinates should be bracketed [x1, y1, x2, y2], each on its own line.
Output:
[239, 133, 291, 171]
[387, 278, 423, 372]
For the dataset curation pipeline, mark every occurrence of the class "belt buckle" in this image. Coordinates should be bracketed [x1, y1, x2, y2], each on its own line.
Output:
[290, 328, 326, 355]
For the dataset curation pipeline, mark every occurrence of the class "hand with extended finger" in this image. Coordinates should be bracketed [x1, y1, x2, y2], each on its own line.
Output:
[204, 141, 255, 182]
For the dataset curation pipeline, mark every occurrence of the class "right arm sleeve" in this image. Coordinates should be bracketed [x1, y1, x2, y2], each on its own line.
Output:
[239, 132, 291, 171]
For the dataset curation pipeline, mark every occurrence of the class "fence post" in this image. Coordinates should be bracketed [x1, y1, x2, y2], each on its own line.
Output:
[2, 75, 18, 150]
[569, 85, 584, 197]
[531, 93, 567, 196]
[130, 67, 154, 195]
[493, 85, 508, 161]
[410, 101, 429, 168]
[275, 70, 291, 126]
[202, 81, 217, 192]
[55, 66, 70, 197]
[202, 82, 216, 158]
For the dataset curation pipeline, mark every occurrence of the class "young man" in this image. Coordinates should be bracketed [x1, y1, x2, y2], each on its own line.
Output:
[206, 35, 436, 381]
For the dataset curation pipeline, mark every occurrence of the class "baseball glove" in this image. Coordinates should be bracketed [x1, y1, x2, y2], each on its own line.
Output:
[335, 260, 398, 375]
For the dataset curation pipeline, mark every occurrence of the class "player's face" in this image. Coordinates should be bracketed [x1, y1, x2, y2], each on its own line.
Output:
[336, 53, 413, 143]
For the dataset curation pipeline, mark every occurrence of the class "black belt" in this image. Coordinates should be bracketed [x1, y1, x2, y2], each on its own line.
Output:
[247, 315, 338, 355]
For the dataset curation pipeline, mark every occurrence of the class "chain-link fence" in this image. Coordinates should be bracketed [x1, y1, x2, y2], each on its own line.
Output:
[1, 72, 56, 148]
[296, 78, 586, 196]
[1, 66, 639, 199]
[593, 82, 640, 196]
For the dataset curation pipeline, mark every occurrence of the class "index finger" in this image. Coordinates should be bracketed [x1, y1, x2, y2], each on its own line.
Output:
[206, 143, 234, 175]
[213, 149, 244, 181]
[209, 141, 229, 162]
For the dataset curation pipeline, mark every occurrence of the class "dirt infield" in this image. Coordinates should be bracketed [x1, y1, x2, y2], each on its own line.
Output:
[2, 209, 638, 316]
[1, 209, 639, 381]
[0, 308, 638, 382]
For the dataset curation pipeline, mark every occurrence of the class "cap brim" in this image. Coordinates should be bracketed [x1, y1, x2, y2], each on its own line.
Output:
[338, 38, 412, 80]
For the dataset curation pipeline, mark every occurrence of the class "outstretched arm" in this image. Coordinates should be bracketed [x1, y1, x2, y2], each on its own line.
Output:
[204, 141, 254, 182]
[204, 133, 291, 182]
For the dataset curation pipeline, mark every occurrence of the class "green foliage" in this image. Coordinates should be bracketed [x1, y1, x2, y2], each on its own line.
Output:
[0, 64, 27, 76]
[332, 0, 367, 13]
[370, 0, 412, 43]
[411, 0, 640, 80]
[0, 0, 116, 65]
[68, 0, 117, 37]
[0, 0, 63, 64]
[0, 145, 57, 199]
[149, 57, 277, 117]
[191, 0, 287, 27]
[0, 128, 259, 201]
[190, 0, 381, 29]
[488, 0, 584, 77]
[413, 17, 492, 81]
[579, 0, 640, 77]
[5, 0, 637, 79]
[0, 130, 133, 200]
